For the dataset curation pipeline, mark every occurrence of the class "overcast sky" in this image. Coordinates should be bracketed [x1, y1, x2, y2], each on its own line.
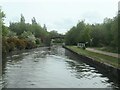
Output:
[0, 0, 119, 34]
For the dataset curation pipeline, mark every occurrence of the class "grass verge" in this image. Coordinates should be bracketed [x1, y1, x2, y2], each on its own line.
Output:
[93, 47, 118, 54]
[66, 46, 119, 68]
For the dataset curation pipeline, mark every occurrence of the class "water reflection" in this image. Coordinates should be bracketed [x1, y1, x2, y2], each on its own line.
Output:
[1, 46, 119, 88]
[65, 48, 119, 89]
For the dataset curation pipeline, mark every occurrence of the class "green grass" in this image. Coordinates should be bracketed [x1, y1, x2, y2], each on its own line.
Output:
[66, 46, 119, 68]
[94, 47, 118, 54]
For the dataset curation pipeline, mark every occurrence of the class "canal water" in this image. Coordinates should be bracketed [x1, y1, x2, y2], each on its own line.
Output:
[1, 46, 119, 88]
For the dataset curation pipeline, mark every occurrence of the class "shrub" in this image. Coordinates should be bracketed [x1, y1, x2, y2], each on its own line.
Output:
[2, 37, 9, 54]
[16, 39, 26, 50]
[8, 42, 15, 52]
[35, 38, 41, 45]
[26, 40, 36, 49]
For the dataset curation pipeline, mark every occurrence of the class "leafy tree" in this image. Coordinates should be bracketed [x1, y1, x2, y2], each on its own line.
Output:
[2, 25, 9, 36]
[43, 24, 47, 31]
[31, 17, 37, 24]
[20, 14, 25, 23]
[9, 22, 27, 35]
[49, 30, 59, 38]
[65, 15, 118, 53]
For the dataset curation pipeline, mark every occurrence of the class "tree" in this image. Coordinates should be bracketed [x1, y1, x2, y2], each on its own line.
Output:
[49, 30, 59, 38]
[0, 10, 9, 37]
[43, 24, 47, 31]
[65, 26, 77, 45]
[0, 9, 5, 26]
[2, 25, 9, 36]
[20, 14, 25, 23]
[65, 21, 89, 45]
[65, 16, 118, 52]
[31, 17, 37, 24]
[9, 22, 26, 35]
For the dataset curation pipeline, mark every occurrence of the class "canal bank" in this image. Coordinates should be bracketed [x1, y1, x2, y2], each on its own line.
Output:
[63, 45, 120, 85]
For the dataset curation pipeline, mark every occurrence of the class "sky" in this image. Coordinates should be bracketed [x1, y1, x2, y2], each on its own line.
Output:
[0, 0, 119, 34]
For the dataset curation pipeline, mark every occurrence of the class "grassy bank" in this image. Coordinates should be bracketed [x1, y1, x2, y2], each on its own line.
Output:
[66, 46, 119, 68]
[93, 47, 118, 54]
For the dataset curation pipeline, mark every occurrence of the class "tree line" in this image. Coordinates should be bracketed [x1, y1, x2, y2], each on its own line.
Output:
[65, 14, 119, 53]
[1, 9, 119, 55]
[1, 10, 62, 56]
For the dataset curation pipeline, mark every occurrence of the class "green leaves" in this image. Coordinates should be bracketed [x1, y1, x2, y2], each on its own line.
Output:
[65, 15, 118, 53]
[65, 21, 90, 45]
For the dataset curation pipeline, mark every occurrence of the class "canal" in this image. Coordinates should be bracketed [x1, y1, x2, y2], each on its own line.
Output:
[1, 45, 119, 88]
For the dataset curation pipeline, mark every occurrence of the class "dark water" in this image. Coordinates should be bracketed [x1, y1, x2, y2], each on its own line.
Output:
[1, 46, 119, 88]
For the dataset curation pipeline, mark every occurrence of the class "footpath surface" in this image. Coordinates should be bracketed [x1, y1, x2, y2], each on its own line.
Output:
[86, 48, 119, 58]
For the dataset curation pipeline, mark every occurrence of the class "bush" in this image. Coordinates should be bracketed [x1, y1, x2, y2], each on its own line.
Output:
[26, 40, 36, 49]
[16, 39, 27, 50]
[2, 36, 37, 56]
[7, 37, 17, 51]
[7, 37, 27, 50]
[8, 42, 15, 52]
[35, 38, 41, 45]
[2, 37, 9, 54]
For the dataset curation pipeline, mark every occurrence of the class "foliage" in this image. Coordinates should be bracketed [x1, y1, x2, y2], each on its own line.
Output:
[1, 11, 55, 56]
[7, 31, 17, 37]
[2, 25, 9, 36]
[65, 15, 119, 53]
[49, 30, 59, 38]
[21, 31, 36, 43]
[9, 14, 50, 46]
[2, 37, 9, 54]
[31, 17, 37, 24]
[25, 40, 36, 49]
[35, 38, 41, 45]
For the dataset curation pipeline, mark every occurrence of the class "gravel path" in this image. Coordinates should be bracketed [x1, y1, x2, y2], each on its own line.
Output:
[86, 48, 119, 58]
